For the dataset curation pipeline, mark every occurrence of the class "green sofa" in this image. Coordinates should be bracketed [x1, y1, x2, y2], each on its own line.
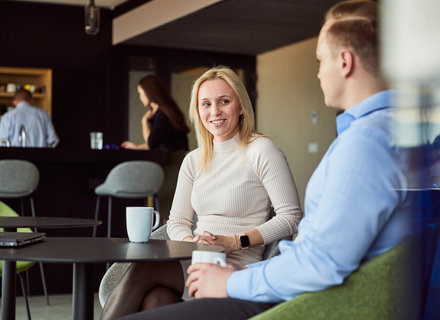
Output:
[251, 235, 422, 320]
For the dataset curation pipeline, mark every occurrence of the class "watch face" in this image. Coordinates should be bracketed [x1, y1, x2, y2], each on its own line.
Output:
[240, 234, 250, 248]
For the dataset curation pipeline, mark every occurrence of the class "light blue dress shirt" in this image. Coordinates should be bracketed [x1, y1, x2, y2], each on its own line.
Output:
[226, 90, 417, 302]
[0, 102, 59, 148]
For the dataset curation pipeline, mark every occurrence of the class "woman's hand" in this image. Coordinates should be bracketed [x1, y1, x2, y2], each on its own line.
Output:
[193, 231, 239, 254]
[121, 141, 136, 149]
[142, 109, 154, 122]
[183, 236, 195, 242]
[121, 141, 148, 150]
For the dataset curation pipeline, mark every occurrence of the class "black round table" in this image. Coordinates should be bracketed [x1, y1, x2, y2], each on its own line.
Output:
[0, 217, 101, 320]
[0, 237, 223, 320]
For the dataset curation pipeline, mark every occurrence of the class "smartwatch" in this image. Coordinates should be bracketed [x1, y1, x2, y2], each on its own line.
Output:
[239, 233, 250, 249]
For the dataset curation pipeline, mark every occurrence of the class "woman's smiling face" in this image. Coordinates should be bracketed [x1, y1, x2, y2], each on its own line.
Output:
[197, 78, 243, 142]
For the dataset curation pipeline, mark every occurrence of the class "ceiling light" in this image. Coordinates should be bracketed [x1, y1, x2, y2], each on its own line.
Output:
[85, 0, 100, 35]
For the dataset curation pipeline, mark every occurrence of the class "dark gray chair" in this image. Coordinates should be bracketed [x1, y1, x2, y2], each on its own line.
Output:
[0, 159, 39, 218]
[0, 159, 50, 306]
[93, 161, 164, 238]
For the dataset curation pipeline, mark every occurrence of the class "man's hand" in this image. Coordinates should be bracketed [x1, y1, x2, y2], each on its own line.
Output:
[193, 231, 238, 254]
[186, 263, 238, 298]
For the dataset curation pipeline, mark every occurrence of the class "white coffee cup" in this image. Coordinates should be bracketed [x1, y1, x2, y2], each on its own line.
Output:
[191, 250, 227, 267]
[126, 207, 160, 243]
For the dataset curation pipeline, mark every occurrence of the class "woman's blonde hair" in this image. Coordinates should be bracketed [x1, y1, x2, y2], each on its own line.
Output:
[189, 66, 259, 171]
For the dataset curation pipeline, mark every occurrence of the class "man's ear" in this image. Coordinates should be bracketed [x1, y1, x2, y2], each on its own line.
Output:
[340, 50, 354, 78]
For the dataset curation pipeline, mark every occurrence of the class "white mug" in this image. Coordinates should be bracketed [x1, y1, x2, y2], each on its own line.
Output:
[126, 207, 160, 243]
[191, 250, 227, 267]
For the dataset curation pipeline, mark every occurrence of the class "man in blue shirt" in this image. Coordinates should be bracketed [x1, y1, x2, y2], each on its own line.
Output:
[119, 1, 416, 319]
[0, 89, 59, 148]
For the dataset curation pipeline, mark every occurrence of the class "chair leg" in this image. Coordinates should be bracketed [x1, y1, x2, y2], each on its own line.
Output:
[38, 262, 50, 306]
[29, 195, 50, 305]
[29, 196, 38, 233]
[153, 193, 160, 212]
[107, 197, 112, 238]
[106, 196, 113, 270]
[18, 272, 32, 320]
[93, 196, 101, 237]
[20, 198, 25, 216]
[25, 270, 30, 298]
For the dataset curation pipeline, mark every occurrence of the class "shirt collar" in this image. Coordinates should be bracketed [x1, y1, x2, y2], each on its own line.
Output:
[16, 101, 30, 109]
[336, 90, 395, 135]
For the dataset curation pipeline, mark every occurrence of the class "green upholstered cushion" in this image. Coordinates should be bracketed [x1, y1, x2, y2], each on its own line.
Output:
[0, 201, 37, 274]
[0, 201, 32, 233]
[251, 236, 421, 320]
[0, 260, 36, 274]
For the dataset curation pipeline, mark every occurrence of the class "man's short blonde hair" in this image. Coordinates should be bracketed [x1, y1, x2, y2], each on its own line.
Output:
[325, 0, 379, 77]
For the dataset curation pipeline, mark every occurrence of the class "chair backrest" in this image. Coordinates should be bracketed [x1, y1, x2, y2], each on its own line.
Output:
[98, 161, 164, 198]
[0, 160, 39, 198]
[251, 233, 425, 320]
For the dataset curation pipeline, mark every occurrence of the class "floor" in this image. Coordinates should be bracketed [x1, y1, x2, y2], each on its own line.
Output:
[7, 293, 102, 320]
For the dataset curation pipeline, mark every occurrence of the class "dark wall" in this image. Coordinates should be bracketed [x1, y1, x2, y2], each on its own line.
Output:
[0, 1, 114, 149]
[0, 1, 257, 149]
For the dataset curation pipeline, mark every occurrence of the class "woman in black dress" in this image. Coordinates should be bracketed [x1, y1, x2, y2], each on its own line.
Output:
[121, 75, 189, 152]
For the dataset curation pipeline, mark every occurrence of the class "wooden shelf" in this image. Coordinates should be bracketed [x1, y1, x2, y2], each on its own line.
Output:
[0, 66, 52, 116]
[0, 92, 46, 99]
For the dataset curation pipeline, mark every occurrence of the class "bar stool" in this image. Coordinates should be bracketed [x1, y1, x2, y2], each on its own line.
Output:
[0, 159, 50, 306]
[93, 160, 164, 238]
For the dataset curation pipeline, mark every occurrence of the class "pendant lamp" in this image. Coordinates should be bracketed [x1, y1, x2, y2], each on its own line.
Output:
[85, 0, 100, 35]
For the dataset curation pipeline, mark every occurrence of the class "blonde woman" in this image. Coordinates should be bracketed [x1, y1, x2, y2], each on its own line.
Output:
[101, 67, 302, 319]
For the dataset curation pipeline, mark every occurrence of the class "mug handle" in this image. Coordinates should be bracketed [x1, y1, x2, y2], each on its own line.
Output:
[214, 257, 227, 267]
[152, 210, 160, 230]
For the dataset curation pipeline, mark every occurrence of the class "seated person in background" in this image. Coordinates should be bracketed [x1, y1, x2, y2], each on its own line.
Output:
[100, 66, 303, 319]
[0, 89, 59, 147]
[118, 1, 418, 319]
[121, 75, 189, 152]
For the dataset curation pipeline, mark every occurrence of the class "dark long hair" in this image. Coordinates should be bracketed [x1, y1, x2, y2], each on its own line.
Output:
[138, 75, 190, 133]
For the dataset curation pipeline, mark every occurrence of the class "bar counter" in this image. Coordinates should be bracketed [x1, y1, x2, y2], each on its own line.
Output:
[0, 146, 169, 165]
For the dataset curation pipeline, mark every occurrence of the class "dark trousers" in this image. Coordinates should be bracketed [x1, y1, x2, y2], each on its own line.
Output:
[118, 298, 277, 320]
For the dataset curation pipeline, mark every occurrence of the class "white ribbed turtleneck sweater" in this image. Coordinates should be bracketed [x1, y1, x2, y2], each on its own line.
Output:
[167, 134, 302, 265]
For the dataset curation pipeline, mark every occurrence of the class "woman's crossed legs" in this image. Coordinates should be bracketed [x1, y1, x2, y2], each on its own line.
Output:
[100, 261, 184, 320]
